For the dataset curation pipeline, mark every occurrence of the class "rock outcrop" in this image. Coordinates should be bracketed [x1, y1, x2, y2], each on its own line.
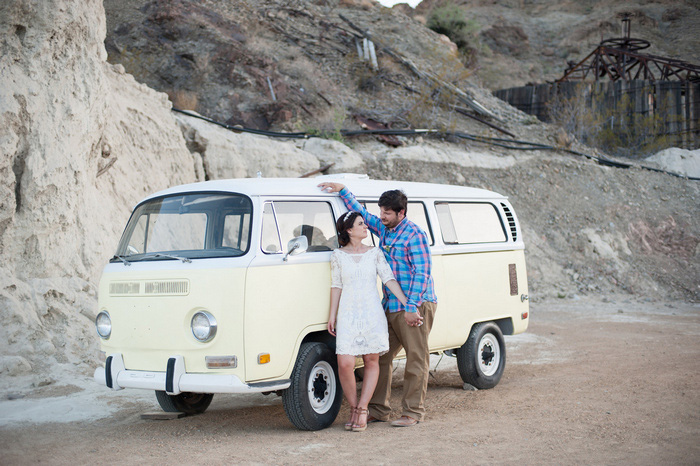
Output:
[0, 0, 199, 386]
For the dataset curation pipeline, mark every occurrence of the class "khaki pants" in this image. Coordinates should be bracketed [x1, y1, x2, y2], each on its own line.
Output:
[368, 301, 437, 421]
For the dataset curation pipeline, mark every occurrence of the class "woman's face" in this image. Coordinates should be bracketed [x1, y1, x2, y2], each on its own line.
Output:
[348, 215, 368, 240]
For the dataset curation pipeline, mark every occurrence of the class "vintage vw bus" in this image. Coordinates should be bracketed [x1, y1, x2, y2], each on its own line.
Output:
[94, 175, 529, 430]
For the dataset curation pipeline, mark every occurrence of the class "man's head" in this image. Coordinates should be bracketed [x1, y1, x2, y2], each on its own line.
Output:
[378, 189, 407, 229]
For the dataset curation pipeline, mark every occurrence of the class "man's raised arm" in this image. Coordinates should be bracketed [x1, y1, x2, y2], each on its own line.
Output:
[318, 182, 383, 236]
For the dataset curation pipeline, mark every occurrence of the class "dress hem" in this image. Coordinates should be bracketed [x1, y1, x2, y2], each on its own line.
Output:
[336, 349, 389, 357]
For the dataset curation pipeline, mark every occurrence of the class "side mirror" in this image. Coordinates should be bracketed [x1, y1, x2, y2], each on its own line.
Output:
[283, 235, 308, 262]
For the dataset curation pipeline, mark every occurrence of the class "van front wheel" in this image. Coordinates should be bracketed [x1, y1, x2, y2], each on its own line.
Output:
[282, 342, 342, 431]
[155, 391, 213, 414]
[456, 322, 506, 389]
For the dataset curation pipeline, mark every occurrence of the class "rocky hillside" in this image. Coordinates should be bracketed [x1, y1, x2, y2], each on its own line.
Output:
[0, 0, 697, 393]
[103, 0, 700, 130]
[103, 0, 517, 133]
[412, 0, 700, 90]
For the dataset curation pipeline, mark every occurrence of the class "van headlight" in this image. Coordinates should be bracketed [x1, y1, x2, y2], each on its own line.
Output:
[191, 311, 217, 342]
[95, 311, 112, 339]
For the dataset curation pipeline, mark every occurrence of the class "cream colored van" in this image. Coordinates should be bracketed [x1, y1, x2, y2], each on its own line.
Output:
[94, 175, 529, 430]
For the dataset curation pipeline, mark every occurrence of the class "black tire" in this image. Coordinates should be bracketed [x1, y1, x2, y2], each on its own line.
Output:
[155, 391, 214, 415]
[282, 342, 342, 431]
[456, 322, 506, 389]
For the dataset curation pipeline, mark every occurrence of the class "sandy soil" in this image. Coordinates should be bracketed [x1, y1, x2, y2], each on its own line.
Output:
[1, 299, 698, 465]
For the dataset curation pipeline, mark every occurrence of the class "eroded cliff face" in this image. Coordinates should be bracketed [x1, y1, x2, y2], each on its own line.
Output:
[0, 0, 200, 385]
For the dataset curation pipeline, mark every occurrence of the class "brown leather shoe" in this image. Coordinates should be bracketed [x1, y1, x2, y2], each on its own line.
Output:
[390, 416, 419, 427]
[366, 415, 385, 423]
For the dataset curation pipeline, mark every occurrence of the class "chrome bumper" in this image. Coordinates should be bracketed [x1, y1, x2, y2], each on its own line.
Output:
[93, 354, 290, 395]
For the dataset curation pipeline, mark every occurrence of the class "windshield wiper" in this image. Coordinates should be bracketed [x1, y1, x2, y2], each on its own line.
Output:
[112, 255, 132, 266]
[145, 253, 192, 263]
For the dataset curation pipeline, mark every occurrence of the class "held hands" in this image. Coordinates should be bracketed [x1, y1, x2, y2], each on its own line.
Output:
[318, 182, 345, 193]
[404, 311, 424, 327]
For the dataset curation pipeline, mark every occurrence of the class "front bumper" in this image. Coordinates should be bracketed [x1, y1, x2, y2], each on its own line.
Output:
[94, 353, 290, 395]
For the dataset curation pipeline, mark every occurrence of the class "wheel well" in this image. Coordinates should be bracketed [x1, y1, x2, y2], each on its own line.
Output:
[493, 317, 514, 336]
[301, 331, 336, 352]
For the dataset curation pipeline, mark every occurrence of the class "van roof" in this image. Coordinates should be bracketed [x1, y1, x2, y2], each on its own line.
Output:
[144, 175, 506, 201]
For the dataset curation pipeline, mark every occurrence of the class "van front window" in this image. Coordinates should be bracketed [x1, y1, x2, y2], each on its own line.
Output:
[113, 193, 252, 262]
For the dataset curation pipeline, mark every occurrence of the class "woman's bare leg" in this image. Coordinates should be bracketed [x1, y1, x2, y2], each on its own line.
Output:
[354, 353, 380, 429]
[337, 354, 358, 427]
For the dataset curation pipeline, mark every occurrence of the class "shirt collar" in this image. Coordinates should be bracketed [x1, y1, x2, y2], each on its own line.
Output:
[387, 217, 407, 234]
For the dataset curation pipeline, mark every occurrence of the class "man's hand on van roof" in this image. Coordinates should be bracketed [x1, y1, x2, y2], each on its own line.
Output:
[318, 182, 345, 193]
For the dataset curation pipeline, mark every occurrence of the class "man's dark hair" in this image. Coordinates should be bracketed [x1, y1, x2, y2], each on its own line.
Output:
[378, 189, 407, 215]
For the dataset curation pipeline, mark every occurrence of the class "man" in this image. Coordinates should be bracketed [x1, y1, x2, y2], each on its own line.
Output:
[318, 181, 437, 427]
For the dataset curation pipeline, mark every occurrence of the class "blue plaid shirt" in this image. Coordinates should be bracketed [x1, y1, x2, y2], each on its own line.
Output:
[339, 188, 437, 314]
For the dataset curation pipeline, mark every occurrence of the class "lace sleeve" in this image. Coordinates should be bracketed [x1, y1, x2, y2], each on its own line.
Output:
[330, 251, 342, 289]
[375, 248, 396, 284]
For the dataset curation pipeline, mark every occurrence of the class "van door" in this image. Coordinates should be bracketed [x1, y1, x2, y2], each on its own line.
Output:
[244, 200, 339, 382]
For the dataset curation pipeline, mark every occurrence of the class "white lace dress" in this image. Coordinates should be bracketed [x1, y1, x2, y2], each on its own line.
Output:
[331, 247, 395, 356]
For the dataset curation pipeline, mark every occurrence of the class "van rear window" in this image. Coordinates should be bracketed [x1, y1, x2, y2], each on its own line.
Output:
[361, 201, 434, 246]
[435, 202, 507, 244]
[113, 193, 252, 262]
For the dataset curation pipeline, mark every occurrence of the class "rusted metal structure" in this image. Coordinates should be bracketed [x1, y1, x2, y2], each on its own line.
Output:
[494, 17, 699, 152]
[557, 16, 700, 83]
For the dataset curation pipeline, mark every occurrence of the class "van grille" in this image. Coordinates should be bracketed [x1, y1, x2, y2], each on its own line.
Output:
[144, 280, 189, 295]
[109, 280, 189, 296]
[501, 203, 518, 242]
[109, 282, 140, 295]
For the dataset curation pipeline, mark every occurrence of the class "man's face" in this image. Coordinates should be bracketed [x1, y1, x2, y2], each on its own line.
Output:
[379, 206, 405, 229]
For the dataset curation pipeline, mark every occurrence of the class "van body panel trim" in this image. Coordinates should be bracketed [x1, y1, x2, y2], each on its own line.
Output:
[93, 363, 291, 394]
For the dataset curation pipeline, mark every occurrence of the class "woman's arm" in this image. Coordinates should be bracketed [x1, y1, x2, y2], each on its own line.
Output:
[328, 287, 341, 336]
[385, 279, 408, 307]
[328, 251, 343, 336]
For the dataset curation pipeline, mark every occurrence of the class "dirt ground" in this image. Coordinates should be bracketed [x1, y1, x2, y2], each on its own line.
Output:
[1, 298, 698, 465]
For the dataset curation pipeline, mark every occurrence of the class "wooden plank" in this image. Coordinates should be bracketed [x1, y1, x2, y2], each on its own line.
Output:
[141, 412, 187, 420]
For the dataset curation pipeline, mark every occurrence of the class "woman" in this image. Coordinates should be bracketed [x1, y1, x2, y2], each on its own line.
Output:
[327, 211, 408, 432]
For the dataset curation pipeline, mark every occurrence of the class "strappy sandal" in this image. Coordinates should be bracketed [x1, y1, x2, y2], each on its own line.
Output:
[344, 406, 357, 431]
[352, 408, 369, 432]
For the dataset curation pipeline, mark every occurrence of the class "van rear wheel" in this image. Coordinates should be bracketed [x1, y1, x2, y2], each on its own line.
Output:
[456, 322, 506, 389]
[155, 391, 214, 414]
[282, 342, 342, 431]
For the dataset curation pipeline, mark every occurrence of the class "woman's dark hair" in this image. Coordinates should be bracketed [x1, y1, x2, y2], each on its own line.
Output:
[336, 211, 363, 247]
[378, 189, 408, 215]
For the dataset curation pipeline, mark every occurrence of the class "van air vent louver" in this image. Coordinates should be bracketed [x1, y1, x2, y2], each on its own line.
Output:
[144, 280, 189, 295]
[501, 203, 517, 242]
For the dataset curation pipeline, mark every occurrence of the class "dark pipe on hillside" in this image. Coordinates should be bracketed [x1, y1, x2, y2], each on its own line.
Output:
[171, 108, 698, 181]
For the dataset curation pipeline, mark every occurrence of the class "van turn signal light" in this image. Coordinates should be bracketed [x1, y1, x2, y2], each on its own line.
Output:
[258, 353, 271, 364]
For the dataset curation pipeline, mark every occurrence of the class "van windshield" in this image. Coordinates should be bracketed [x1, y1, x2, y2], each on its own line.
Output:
[113, 193, 252, 262]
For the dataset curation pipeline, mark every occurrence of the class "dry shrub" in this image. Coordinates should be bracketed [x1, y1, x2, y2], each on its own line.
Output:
[548, 83, 675, 159]
[628, 217, 699, 259]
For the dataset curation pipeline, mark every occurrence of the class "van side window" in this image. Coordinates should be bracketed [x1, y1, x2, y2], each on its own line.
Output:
[435, 202, 507, 244]
[361, 201, 434, 246]
[261, 201, 339, 254]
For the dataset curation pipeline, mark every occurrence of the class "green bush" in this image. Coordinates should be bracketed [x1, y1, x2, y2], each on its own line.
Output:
[427, 4, 480, 66]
